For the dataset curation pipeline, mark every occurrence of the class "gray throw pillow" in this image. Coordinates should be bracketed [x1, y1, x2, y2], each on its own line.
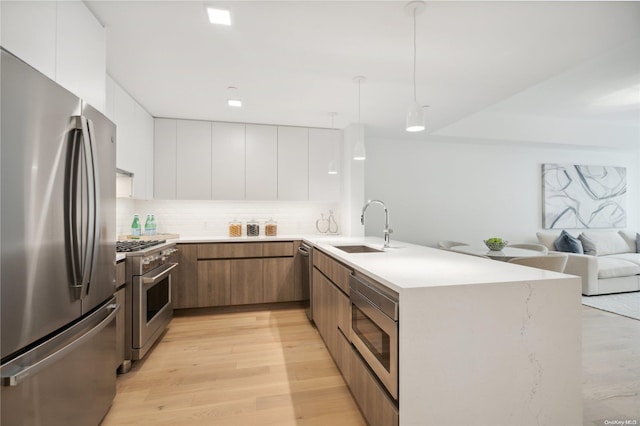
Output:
[578, 233, 598, 256]
[636, 233, 640, 253]
[554, 230, 584, 254]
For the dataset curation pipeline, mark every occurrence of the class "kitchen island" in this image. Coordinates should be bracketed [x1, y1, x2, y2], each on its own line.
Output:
[171, 236, 582, 425]
[312, 238, 582, 426]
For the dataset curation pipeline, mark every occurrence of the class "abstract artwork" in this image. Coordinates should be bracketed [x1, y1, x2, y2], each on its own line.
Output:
[542, 164, 626, 229]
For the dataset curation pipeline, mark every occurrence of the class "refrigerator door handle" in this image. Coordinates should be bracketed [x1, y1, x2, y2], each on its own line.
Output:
[1, 303, 120, 387]
[66, 128, 83, 298]
[75, 115, 100, 298]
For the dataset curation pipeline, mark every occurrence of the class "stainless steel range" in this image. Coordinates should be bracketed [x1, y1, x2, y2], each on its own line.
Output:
[116, 240, 178, 368]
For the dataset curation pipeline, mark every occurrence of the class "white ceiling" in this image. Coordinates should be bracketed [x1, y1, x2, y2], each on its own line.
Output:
[86, 1, 640, 146]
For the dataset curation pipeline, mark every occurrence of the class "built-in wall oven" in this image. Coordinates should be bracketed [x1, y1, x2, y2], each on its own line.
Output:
[349, 272, 399, 400]
[117, 240, 178, 365]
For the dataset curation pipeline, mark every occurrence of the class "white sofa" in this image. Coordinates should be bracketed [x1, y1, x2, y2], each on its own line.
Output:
[537, 230, 640, 296]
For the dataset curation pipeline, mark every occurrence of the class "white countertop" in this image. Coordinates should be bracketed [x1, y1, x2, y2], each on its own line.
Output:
[171, 234, 574, 294]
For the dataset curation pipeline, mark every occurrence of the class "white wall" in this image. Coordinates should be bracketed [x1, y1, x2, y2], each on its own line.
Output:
[364, 137, 640, 248]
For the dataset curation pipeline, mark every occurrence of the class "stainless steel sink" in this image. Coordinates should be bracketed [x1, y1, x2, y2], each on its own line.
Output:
[333, 245, 384, 253]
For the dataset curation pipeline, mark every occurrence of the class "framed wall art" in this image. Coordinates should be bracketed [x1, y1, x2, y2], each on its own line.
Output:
[542, 163, 626, 229]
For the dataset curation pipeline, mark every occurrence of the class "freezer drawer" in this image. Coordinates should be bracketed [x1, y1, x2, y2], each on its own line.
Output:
[1, 298, 119, 426]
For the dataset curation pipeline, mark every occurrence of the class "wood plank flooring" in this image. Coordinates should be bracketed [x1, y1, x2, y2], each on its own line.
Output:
[101, 304, 366, 426]
[102, 304, 640, 426]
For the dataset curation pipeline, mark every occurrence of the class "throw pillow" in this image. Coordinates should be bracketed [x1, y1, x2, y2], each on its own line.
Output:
[578, 233, 598, 256]
[554, 230, 584, 254]
[636, 233, 640, 253]
[582, 231, 629, 256]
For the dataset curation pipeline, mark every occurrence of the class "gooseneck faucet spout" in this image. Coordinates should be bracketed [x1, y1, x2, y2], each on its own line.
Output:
[361, 199, 393, 248]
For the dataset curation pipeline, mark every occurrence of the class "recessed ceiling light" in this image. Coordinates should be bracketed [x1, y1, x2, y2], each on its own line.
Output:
[227, 99, 242, 107]
[206, 7, 231, 25]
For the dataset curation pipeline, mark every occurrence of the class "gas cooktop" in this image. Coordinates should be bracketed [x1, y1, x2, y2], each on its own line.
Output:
[116, 240, 166, 253]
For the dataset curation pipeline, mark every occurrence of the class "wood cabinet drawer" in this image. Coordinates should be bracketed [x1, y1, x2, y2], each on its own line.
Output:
[197, 242, 294, 259]
[198, 243, 263, 259]
[349, 346, 399, 426]
[262, 241, 294, 257]
[313, 249, 351, 295]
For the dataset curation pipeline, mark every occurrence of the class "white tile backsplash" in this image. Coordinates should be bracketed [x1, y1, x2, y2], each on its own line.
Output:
[116, 199, 341, 238]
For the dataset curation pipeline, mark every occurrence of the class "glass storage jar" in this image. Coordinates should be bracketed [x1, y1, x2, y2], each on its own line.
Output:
[265, 218, 277, 237]
[228, 219, 242, 237]
[246, 219, 260, 237]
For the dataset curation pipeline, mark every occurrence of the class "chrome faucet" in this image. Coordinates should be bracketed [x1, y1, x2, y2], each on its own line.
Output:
[361, 199, 393, 248]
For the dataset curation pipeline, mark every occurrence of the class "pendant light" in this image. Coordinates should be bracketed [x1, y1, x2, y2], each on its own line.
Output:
[353, 76, 366, 160]
[405, 1, 425, 132]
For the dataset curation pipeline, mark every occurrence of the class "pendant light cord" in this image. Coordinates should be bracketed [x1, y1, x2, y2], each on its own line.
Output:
[413, 7, 417, 102]
[358, 79, 361, 123]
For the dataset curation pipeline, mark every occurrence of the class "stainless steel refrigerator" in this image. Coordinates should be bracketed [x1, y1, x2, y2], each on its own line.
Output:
[1, 48, 119, 425]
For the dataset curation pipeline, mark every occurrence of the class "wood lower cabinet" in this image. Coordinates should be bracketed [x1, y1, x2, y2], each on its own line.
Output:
[263, 257, 294, 303]
[231, 259, 264, 305]
[197, 259, 231, 307]
[172, 242, 300, 309]
[313, 248, 399, 426]
[114, 286, 126, 370]
[172, 244, 199, 309]
[349, 348, 399, 426]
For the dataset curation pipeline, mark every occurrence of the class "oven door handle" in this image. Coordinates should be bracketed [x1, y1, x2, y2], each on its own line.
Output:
[142, 262, 178, 286]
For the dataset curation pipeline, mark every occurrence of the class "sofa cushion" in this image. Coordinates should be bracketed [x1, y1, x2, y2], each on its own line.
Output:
[578, 233, 598, 256]
[616, 230, 638, 253]
[536, 231, 560, 251]
[554, 230, 584, 254]
[597, 256, 640, 279]
[607, 253, 640, 267]
[582, 231, 631, 256]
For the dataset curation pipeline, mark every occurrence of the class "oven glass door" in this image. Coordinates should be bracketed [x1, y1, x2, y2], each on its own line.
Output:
[146, 274, 169, 323]
[352, 303, 391, 371]
[133, 262, 177, 350]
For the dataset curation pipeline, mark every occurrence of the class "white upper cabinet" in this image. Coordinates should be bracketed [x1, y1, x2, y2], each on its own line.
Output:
[55, 1, 106, 112]
[136, 103, 154, 199]
[108, 75, 154, 199]
[177, 120, 212, 200]
[246, 124, 278, 200]
[1, 1, 57, 80]
[308, 128, 341, 201]
[112, 78, 136, 175]
[0, 1, 106, 112]
[277, 126, 309, 201]
[153, 119, 343, 202]
[154, 119, 177, 200]
[212, 122, 245, 200]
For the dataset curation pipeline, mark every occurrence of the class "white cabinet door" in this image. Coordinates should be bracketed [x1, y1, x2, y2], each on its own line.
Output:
[177, 120, 212, 200]
[309, 128, 341, 201]
[212, 122, 245, 200]
[154, 119, 177, 200]
[0, 1, 57, 80]
[56, 1, 106, 112]
[277, 126, 308, 201]
[134, 103, 154, 200]
[113, 82, 136, 177]
[246, 124, 277, 200]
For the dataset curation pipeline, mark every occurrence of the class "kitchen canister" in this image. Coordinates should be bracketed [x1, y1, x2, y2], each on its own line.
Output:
[265, 218, 277, 236]
[228, 219, 242, 237]
[246, 219, 260, 237]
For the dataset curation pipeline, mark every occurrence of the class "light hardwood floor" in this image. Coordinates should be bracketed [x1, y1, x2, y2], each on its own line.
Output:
[101, 304, 366, 426]
[102, 304, 640, 426]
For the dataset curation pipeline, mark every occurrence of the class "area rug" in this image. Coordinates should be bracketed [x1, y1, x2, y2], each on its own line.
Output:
[582, 291, 640, 321]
